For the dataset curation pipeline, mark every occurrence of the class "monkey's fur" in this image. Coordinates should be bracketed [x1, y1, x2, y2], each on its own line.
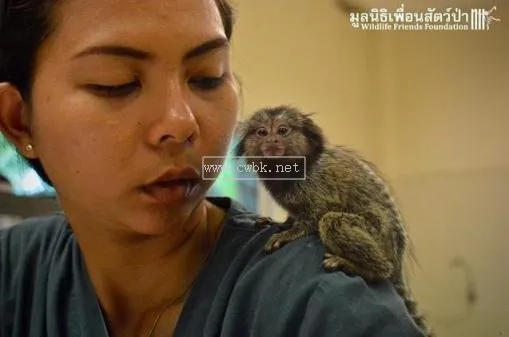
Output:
[234, 105, 433, 337]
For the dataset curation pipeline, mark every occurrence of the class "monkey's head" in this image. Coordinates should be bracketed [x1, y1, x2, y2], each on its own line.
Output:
[234, 105, 325, 163]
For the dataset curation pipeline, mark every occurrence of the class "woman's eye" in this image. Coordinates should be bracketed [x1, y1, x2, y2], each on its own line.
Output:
[86, 81, 140, 98]
[189, 75, 226, 91]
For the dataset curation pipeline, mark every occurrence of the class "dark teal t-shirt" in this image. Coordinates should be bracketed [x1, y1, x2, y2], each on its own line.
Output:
[0, 197, 424, 336]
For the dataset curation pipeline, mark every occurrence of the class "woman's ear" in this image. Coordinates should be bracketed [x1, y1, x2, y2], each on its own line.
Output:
[0, 83, 37, 159]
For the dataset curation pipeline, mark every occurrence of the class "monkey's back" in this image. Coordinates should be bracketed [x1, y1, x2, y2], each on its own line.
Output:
[283, 146, 399, 220]
[263, 144, 408, 266]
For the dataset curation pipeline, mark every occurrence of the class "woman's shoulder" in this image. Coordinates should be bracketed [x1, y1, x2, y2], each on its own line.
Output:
[0, 212, 69, 250]
[0, 212, 70, 277]
[203, 198, 425, 336]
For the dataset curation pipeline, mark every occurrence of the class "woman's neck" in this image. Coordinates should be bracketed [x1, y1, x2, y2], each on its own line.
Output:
[67, 198, 227, 336]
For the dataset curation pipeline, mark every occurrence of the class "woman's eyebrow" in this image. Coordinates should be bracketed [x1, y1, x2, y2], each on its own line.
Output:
[71, 37, 229, 61]
[183, 37, 229, 61]
[72, 45, 151, 61]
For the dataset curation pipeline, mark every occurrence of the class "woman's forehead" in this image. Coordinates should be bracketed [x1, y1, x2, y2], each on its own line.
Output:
[44, 0, 225, 60]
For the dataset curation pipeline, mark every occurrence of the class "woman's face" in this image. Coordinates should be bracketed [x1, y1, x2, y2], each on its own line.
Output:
[27, 0, 239, 234]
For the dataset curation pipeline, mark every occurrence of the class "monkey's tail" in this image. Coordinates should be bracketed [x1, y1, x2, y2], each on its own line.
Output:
[393, 275, 435, 337]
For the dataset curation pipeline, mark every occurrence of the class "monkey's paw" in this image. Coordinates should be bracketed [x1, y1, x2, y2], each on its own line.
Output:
[264, 228, 306, 253]
[322, 253, 392, 282]
[255, 216, 275, 228]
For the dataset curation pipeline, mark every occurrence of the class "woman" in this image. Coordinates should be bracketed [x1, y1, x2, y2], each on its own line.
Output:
[0, 0, 425, 336]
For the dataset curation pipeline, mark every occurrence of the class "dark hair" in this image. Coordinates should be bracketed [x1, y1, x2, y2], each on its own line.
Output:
[0, 0, 236, 186]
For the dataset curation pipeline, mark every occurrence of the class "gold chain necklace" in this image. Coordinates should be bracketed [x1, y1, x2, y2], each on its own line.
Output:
[146, 212, 218, 337]
[145, 276, 198, 337]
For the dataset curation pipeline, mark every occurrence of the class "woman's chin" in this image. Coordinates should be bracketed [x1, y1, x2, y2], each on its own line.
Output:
[121, 197, 206, 237]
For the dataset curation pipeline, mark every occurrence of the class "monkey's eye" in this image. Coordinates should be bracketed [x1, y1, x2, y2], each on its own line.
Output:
[257, 128, 268, 137]
[277, 126, 289, 136]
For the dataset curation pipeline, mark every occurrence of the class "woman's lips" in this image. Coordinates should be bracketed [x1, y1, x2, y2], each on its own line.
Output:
[142, 179, 199, 205]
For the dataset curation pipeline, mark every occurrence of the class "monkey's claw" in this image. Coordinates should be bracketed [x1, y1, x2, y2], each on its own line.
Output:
[264, 229, 306, 253]
[322, 253, 391, 282]
[255, 216, 274, 228]
[264, 234, 284, 253]
[323, 253, 354, 272]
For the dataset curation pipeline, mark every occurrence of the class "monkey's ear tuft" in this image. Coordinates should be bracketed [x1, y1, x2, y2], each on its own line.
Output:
[301, 113, 325, 152]
[301, 112, 318, 129]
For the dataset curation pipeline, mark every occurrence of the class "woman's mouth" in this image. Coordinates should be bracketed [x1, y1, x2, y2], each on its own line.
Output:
[141, 179, 200, 205]
[140, 166, 202, 205]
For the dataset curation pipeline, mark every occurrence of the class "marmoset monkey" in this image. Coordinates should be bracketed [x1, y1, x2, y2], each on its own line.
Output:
[234, 105, 433, 337]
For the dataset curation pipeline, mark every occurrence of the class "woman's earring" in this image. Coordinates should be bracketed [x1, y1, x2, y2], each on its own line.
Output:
[24, 144, 33, 152]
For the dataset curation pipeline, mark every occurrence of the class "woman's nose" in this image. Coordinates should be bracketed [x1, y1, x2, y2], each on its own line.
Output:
[146, 83, 199, 150]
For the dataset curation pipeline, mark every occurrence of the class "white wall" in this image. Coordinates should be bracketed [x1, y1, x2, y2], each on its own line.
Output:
[231, 1, 509, 336]
[375, 5, 509, 336]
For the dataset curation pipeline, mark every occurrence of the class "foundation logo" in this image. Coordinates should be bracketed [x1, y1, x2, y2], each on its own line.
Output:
[350, 4, 501, 31]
